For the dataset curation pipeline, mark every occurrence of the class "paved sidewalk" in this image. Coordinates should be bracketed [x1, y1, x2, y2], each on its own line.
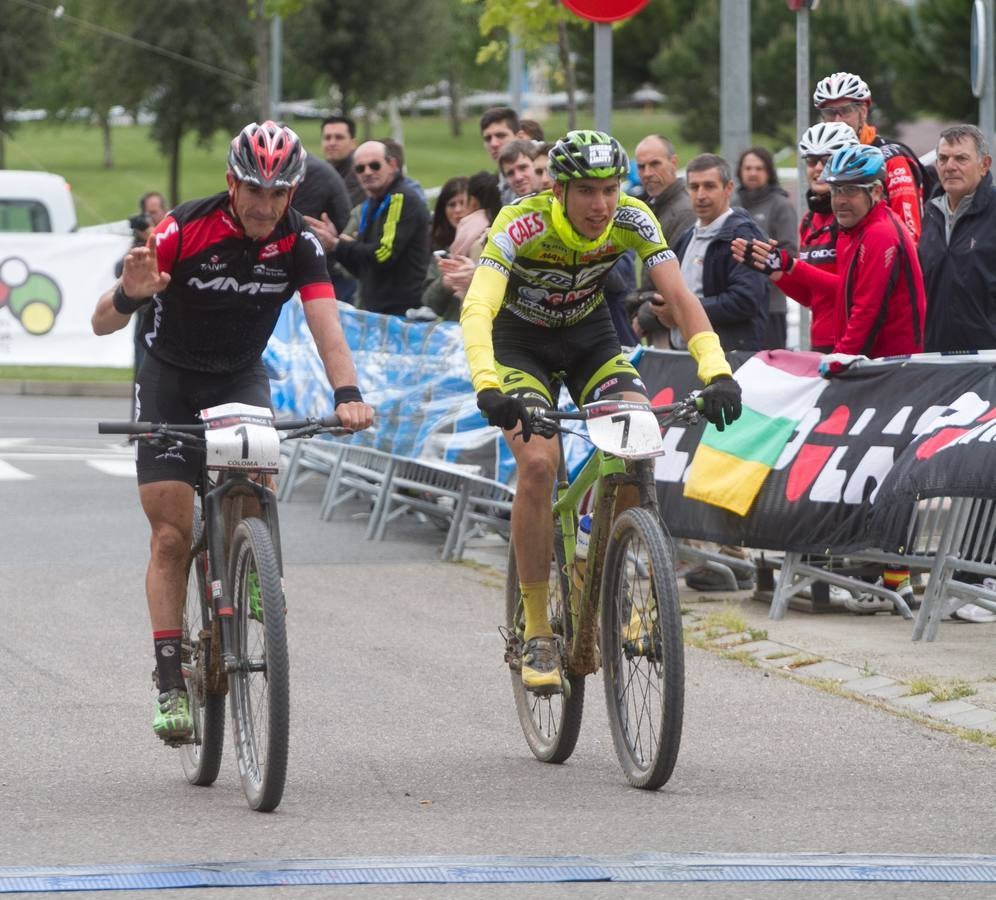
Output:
[460, 534, 996, 743]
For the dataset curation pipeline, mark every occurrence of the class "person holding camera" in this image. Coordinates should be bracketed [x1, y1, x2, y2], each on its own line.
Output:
[116, 192, 168, 398]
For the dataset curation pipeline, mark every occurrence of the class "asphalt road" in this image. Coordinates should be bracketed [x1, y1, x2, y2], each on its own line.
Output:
[1, 395, 994, 899]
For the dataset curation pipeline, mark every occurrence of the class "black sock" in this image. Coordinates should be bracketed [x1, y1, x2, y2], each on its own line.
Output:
[153, 629, 184, 693]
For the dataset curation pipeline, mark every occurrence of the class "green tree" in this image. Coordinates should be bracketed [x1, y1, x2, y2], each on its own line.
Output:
[893, 0, 976, 123]
[472, 0, 589, 129]
[132, 0, 256, 204]
[0, 0, 55, 167]
[295, 0, 437, 137]
[41, 0, 146, 169]
[651, 0, 914, 151]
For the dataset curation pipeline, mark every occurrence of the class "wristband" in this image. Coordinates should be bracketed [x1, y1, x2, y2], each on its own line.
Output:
[334, 385, 363, 407]
[687, 330, 733, 384]
[112, 284, 149, 315]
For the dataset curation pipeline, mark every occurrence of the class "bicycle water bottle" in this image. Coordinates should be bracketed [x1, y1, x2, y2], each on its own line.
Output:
[573, 514, 592, 590]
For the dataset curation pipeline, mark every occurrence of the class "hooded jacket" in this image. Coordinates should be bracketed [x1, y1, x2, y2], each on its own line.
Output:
[670, 207, 769, 350]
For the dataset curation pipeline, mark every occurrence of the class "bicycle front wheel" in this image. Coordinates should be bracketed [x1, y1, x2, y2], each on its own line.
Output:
[600, 507, 684, 790]
[180, 512, 225, 787]
[228, 516, 289, 812]
[505, 527, 585, 764]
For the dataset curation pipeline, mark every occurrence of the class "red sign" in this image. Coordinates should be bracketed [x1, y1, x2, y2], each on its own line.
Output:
[561, 0, 649, 23]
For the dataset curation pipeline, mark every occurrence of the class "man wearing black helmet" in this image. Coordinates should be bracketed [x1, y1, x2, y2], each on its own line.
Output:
[92, 121, 373, 743]
[461, 129, 743, 694]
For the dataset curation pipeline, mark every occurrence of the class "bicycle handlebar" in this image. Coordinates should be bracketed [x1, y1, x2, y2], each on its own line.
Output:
[98, 414, 343, 437]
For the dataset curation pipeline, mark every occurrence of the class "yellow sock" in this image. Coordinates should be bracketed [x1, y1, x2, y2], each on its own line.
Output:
[520, 580, 552, 642]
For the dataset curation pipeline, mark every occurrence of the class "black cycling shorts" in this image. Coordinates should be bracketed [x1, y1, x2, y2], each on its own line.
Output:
[492, 303, 647, 410]
[134, 353, 272, 486]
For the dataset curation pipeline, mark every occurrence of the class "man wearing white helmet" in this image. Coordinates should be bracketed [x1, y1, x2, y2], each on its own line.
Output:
[787, 122, 859, 350]
[813, 71, 932, 242]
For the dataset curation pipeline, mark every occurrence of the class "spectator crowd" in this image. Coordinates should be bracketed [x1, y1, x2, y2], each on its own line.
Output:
[289, 78, 993, 619]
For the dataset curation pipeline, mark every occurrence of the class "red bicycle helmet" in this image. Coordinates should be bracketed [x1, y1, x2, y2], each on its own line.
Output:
[228, 121, 306, 189]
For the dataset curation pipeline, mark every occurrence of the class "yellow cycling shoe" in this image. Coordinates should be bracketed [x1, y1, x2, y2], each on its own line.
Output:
[521, 636, 563, 694]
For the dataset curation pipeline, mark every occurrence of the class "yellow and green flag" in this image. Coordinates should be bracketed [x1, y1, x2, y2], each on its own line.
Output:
[684, 351, 828, 516]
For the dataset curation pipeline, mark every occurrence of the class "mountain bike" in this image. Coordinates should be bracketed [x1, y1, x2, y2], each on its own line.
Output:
[99, 404, 347, 812]
[503, 395, 701, 790]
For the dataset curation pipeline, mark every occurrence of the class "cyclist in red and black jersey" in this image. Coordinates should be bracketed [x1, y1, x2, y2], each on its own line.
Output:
[813, 72, 931, 242]
[92, 121, 373, 743]
[770, 122, 859, 352]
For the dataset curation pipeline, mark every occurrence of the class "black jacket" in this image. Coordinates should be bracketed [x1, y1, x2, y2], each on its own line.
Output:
[332, 173, 430, 316]
[670, 207, 769, 351]
[919, 171, 996, 352]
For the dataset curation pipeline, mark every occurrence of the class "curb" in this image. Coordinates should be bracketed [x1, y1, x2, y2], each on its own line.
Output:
[0, 380, 131, 398]
[683, 613, 996, 740]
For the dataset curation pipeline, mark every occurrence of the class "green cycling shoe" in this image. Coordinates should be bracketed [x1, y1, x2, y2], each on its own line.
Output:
[153, 688, 193, 744]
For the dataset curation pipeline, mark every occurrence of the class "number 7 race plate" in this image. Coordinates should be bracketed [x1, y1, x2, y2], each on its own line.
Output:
[200, 402, 281, 473]
[584, 400, 663, 459]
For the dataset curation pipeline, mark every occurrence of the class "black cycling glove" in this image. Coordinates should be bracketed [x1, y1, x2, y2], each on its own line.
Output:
[698, 375, 742, 432]
[741, 239, 794, 276]
[477, 389, 532, 441]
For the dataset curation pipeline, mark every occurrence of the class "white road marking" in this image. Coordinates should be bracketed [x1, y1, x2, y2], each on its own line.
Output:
[0, 459, 33, 480]
[86, 459, 136, 477]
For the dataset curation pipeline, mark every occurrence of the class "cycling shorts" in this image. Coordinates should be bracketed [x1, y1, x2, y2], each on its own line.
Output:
[134, 353, 271, 487]
[492, 303, 647, 410]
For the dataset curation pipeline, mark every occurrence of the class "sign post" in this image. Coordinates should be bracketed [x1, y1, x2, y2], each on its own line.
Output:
[561, 0, 649, 133]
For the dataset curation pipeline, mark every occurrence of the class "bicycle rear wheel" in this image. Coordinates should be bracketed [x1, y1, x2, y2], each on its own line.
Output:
[505, 527, 585, 764]
[180, 512, 225, 786]
[228, 516, 289, 812]
[600, 507, 684, 790]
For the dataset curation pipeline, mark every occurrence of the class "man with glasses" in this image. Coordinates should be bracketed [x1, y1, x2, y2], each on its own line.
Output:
[320, 140, 430, 316]
[813, 72, 932, 241]
[733, 143, 925, 360]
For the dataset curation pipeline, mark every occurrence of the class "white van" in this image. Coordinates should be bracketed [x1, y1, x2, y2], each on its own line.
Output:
[0, 171, 78, 232]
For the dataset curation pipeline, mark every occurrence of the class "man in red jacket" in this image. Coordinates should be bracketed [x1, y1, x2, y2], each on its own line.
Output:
[733, 143, 926, 614]
[733, 144, 925, 360]
[812, 71, 929, 242]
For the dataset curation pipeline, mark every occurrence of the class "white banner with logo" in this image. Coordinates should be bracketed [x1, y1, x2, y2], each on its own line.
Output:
[0, 233, 133, 366]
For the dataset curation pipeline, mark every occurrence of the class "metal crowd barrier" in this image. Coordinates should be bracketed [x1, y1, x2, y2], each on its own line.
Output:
[758, 496, 996, 641]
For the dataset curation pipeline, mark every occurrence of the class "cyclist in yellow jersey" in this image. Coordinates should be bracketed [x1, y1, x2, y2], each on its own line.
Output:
[461, 130, 742, 693]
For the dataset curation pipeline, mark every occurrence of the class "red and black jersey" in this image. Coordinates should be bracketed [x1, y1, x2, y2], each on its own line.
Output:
[795, 208, 840, 350]
[142, 192, 334, 374]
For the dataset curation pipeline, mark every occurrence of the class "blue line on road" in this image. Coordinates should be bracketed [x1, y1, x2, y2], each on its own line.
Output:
[4, 853, 996, 892]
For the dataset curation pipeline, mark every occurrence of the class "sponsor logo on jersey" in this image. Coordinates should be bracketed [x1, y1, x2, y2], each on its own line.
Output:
[491, 231, 516, 263]
[201, 260, 227, 272]
[505, 211, 545, 246]
[300, 230, 325, 257]
[253, 264, 289, 278]
[888, 171, 914, 187]
[187, 276, 289, 294]
[800, 246, 836, 262]
[645, 249, 677, 268]
[155, 220, 178, 246]
[613, 206, 661, 242]
[260, 242, 280, 259]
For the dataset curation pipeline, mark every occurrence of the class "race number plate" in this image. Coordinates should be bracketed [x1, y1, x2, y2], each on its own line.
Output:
[200, 403, 280, 473]
[584, 400, 663, 458]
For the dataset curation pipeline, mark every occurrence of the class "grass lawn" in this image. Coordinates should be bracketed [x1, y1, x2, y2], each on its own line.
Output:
[0, 365, 130, 382]
[5, 109, 699, 226]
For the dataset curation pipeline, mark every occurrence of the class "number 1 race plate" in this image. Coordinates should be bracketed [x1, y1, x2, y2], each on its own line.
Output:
[200, 403, 280, 474]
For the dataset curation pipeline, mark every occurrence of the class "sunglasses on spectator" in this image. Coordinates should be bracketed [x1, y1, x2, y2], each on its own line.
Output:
[354, 161, 383, 174]
[820, 103, 863, 120]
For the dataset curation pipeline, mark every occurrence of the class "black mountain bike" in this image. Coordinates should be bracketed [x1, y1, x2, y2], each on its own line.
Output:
[100, 404, 346, 812]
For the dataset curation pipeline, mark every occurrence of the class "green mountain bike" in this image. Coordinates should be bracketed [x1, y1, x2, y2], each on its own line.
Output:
[504, 395, 700, 790]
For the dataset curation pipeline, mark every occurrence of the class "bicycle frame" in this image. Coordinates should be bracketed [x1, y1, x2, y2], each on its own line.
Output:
[196, 471, 281, 675]
[552, 445, 659, 676]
